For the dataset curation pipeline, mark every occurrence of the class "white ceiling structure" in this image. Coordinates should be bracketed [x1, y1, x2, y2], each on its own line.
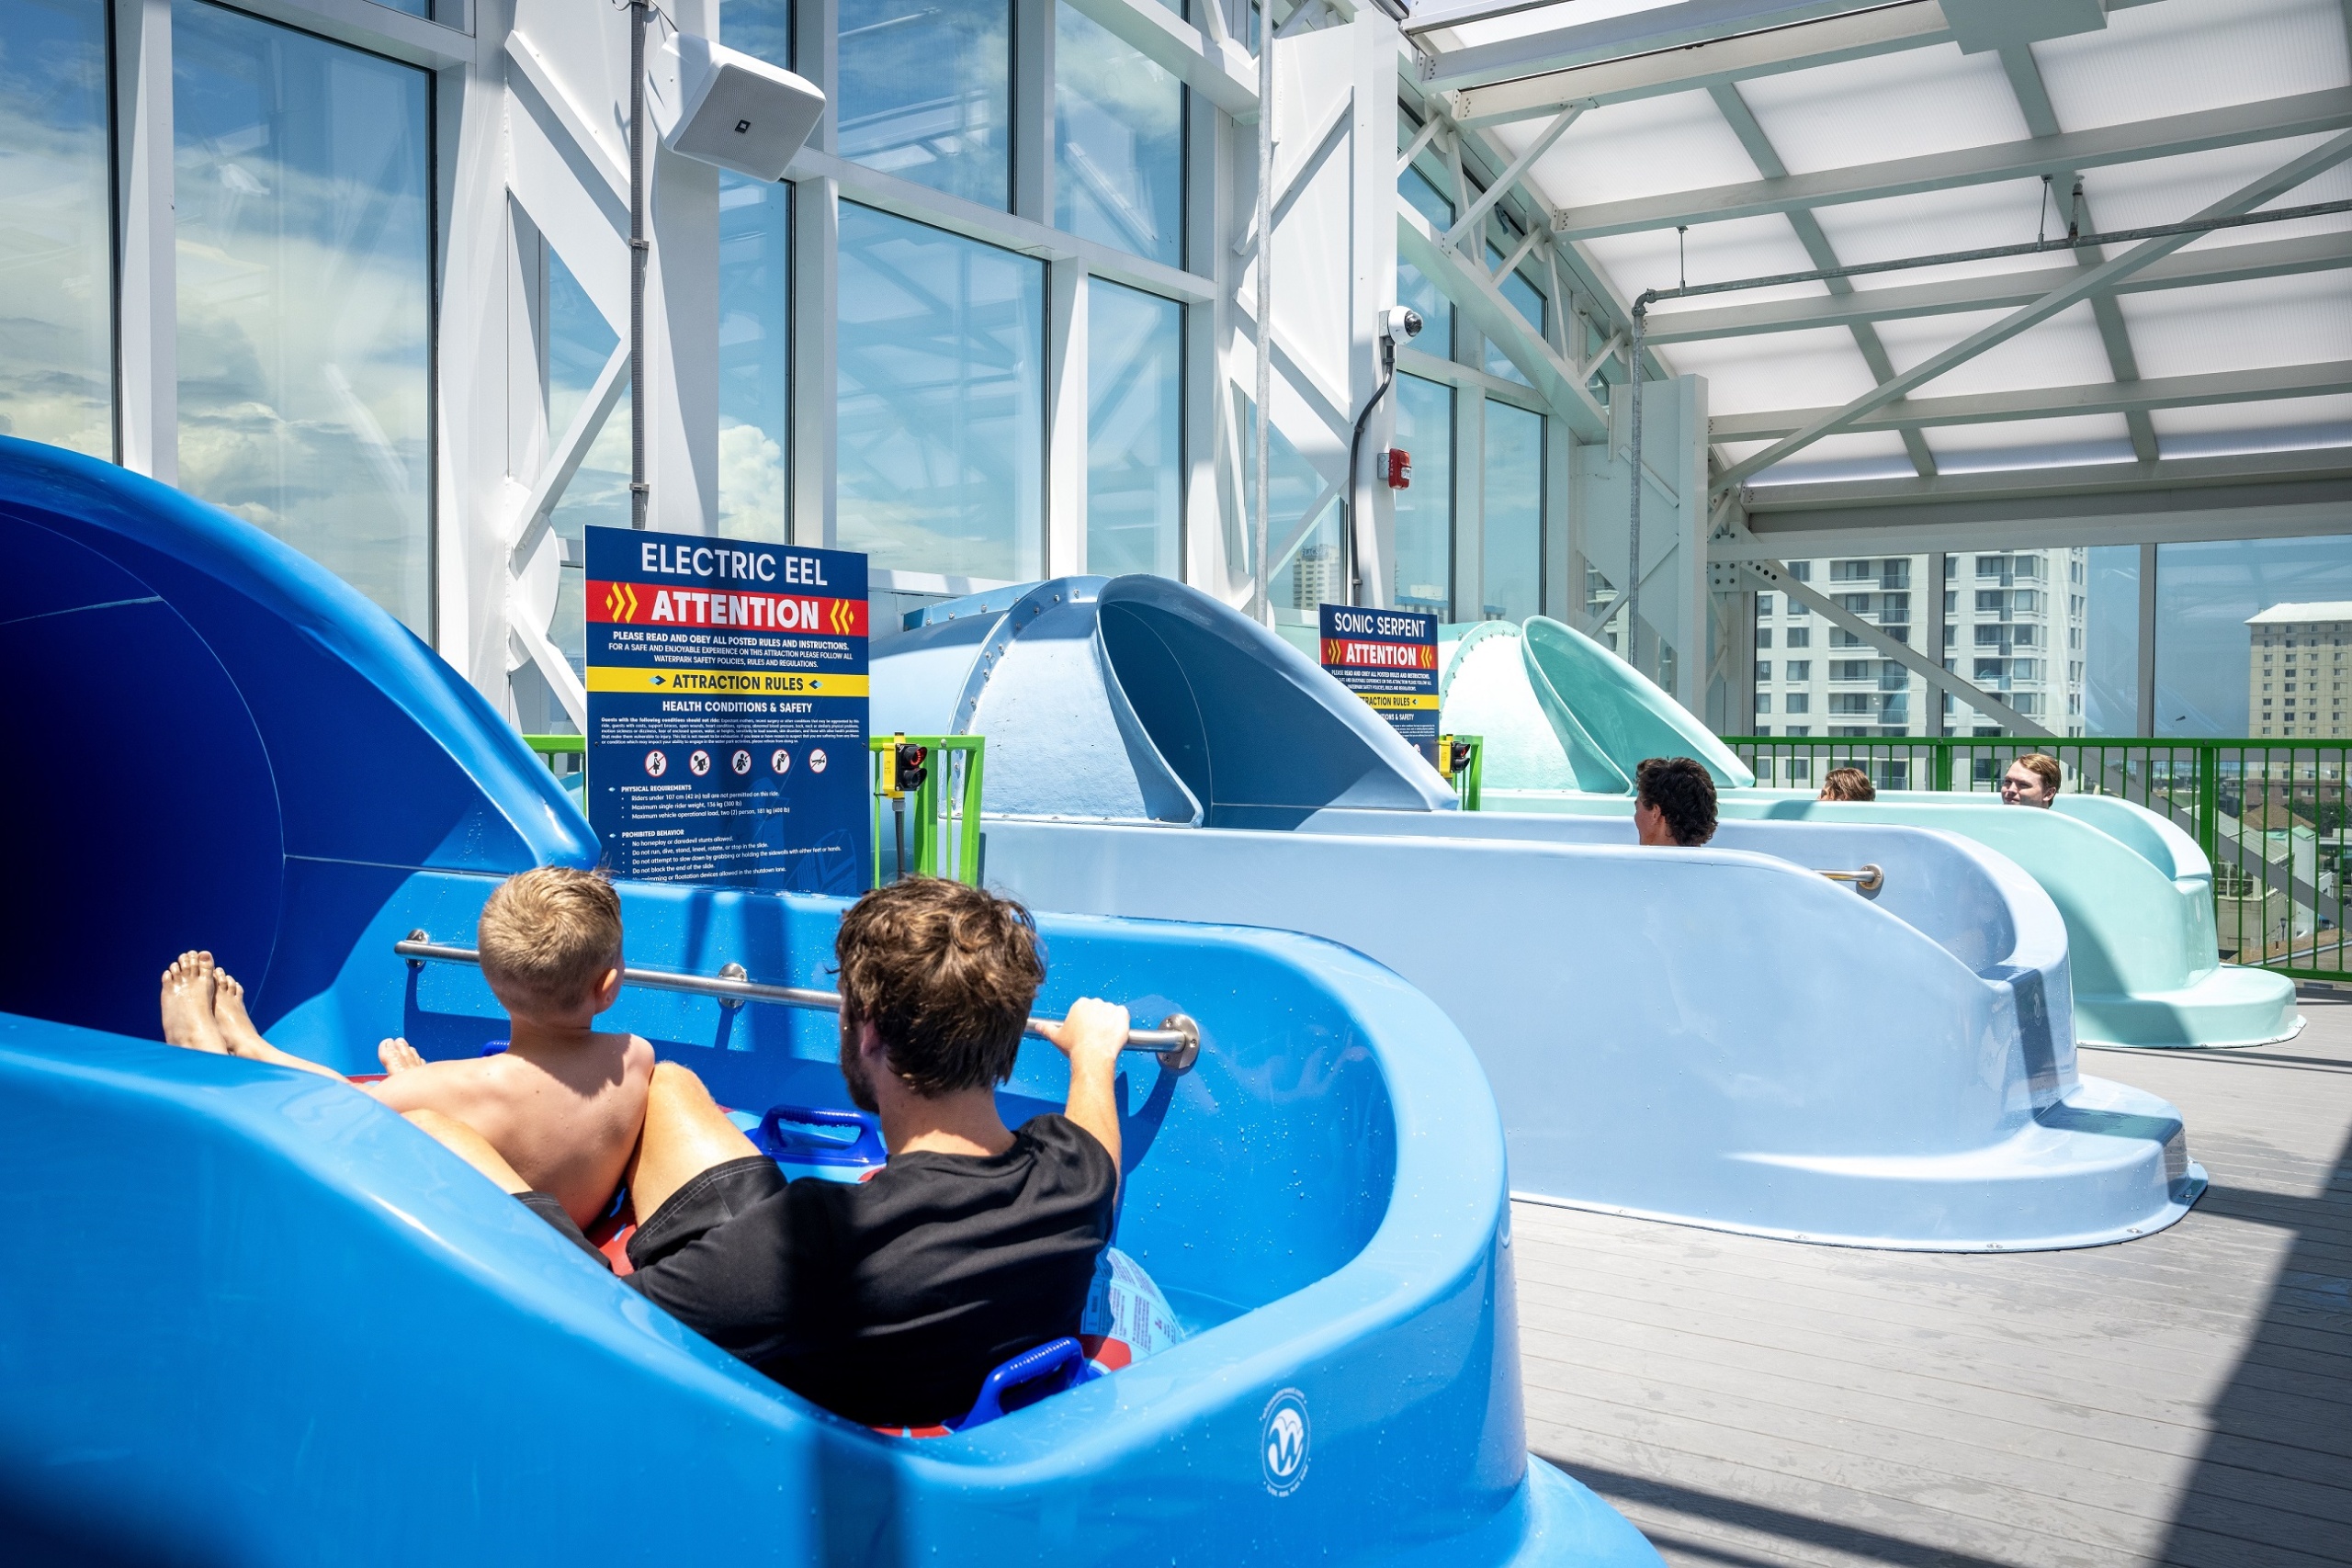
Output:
[1396, 0, 2352, 555]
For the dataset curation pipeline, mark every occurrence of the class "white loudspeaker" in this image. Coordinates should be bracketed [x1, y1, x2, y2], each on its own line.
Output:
[650, 34, 826, 183]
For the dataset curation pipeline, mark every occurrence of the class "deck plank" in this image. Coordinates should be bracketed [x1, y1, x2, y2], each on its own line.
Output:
[1521, 988, 2352, 1567]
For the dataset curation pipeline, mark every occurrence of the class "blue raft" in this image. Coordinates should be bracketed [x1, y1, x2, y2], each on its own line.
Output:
[871, 575, 2207, 1252]
[0, 437, 1658, 1567]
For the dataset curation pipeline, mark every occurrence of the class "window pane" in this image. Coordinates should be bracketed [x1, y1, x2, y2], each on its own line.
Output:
[721, 0, 792, 66]
[2083, 545, 2138, 733]
[1482, 400, 1541, 620]
[1391, 373, 1452, 615]
[837, 203, 1042, 580]
[839, 0, 1009, 209]
[1397, 164, 1452, 357]
[719, 174, 790, 541]
[174, 2, 433, 633]
[1234, 387, 1336, 618]
[2154, 535, 2352, 737]
[0, 0, 112, 457]
[1055, 3, 1182, 267]
[541, 242, 628, 676]
[1483, 241, 1543, 387]
[1087, 280, 1181, 578]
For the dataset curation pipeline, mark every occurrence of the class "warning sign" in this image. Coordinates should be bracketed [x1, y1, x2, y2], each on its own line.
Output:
[1318, 604, 1441, 745]
[585, 526, 871, 893]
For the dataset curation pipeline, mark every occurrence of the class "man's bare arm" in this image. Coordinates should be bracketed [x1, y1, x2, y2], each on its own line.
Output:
[1035, 998, 1129, 1190]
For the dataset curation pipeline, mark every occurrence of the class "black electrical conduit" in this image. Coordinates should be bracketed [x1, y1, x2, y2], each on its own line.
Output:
[1342, 323, 1405, 602]
[1612, 195, 2352, 670]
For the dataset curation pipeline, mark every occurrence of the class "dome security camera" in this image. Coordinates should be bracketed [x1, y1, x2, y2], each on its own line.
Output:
[1380, 307, 1424, 344]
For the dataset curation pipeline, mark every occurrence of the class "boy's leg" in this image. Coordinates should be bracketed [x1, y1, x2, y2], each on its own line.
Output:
[627, 1061, 761, 1219]
[404, 1109, 530, 1194]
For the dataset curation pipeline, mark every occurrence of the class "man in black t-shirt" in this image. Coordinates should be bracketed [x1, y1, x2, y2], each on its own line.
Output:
[410, 877, 1124, 1429]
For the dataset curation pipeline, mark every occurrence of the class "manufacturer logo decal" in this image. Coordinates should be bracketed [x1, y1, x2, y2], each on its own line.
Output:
[1259, 1388, 1310, 1496]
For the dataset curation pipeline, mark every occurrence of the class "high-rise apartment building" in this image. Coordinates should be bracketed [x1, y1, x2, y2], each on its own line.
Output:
[2246, 603, 2352, 739]
[1751, 548, 2088, 743]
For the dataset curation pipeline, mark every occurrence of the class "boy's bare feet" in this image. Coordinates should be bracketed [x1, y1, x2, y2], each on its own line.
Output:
[211, 970, 272, 1059]
[379, 1037, 428, 1073]
[160, 952, 230, 1054]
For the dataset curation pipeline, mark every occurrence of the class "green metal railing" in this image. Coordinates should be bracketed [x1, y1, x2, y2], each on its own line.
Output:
[1439, 733, 1485, 811]
[1725, 735, 2350, 980]
[869, 735, 985, 887]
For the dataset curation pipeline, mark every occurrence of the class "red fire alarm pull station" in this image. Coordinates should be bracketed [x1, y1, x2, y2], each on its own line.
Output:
[1381, 448, 1412, 489]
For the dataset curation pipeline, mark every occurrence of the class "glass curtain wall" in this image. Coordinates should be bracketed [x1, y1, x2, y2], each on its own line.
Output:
[1086, 279, 1182, 578]
[836, 202, 1044, 581]
[1233, 388, 1334, 616]
[1054, 3, 1182, 267]
[1481, 400, 1541, 620]
[718, 175, 792, 541]
[173, 1, 434, 634]
[1391, 373, 1452, 615]
[1482, 238, 1543, 388]
[721, 0, 793, 64]
[0, 0, 112, 457]
[1396, 165, 1452, 357]
[838, 0, 1010, 209]
[2154, 536, 2352, 736]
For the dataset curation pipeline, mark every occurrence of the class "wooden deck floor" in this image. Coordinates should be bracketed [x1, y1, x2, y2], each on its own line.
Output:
[1519, 987, 2352, 1568]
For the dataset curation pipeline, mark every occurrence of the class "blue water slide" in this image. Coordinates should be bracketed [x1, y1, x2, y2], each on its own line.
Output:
[873, 575, 2205, 1251]
[1442, 616, 2301, 1049]
[0, 439, 1655, 1567]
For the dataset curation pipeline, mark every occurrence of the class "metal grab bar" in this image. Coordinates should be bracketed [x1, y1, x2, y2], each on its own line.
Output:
[396, 933, 1201, 1071]
[1815, 863, 1885, 896]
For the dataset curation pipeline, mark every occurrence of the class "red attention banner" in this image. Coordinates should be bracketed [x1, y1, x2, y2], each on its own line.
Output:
[1322, 637, 1438, 671]
[591, 580, 868, 637]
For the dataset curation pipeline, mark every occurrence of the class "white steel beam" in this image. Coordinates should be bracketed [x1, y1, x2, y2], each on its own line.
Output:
[1638, 231, 2352, 343]
[1717, 556, 2052, 737]
[1443, 2, 1949, 121]
[1551, 87, 2352, 240]
[1440, 104, 1581, 248]
[1711, 128, 2352, 493]
[1399, 204, 1611, 438]
[1710, 361, 2352, 440]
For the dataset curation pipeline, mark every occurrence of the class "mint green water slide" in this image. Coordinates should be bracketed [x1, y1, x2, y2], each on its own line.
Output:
[1440, 618, 2301, 1050]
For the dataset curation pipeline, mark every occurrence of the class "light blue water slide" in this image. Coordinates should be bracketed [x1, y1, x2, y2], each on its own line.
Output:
[870, 576, 2205, 1252]
[1440, 617, 2301, 1050]
[0, 438, 1657, 1567]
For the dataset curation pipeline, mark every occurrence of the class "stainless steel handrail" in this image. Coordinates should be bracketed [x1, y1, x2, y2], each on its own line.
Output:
[1816, 863, 1885, 896]
[396, 933, 1200, 1071]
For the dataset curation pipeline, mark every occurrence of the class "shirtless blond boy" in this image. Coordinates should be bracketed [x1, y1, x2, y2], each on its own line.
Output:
[159, 866, 655, 1229]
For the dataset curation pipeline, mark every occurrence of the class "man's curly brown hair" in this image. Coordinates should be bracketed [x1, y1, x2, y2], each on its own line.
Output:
[1636, 756, 1719, 847]
[835, 877, 1046, 1095]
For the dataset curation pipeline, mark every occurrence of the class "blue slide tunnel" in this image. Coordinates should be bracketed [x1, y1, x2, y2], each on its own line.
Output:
[1439, 617, 2301, 1049]
[0, 438, 1657, 1567]
[872, 576, 2206, 1252]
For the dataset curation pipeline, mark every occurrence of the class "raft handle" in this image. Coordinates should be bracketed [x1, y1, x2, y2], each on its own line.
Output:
[1816, 863, 1885, 896]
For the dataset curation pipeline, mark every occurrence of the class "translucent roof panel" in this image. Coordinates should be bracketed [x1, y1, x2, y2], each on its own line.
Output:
[2154, 393, 2352, 453]
[1870, 302, 2120, 400]
[1923, 414, 2137, 475]
[1806, 180, 2087, 294]
[1514, 89, 1759, 210]
[2116, 273, 2352, 378]
[1736, 42, 2028, 172]
[1421, 0, 1696, 52]
[1712, 430, 1915, 486]
[2032, 0, 2350, 130]
[2080, 137, 2352, 240]
[1583, 213, 1830, 321]
[1660, 323, 1879, 416]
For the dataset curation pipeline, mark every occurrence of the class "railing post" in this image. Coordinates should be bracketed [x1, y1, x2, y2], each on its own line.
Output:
[2196, 743, 2220, 870]
[1933, 742, 1953, 793]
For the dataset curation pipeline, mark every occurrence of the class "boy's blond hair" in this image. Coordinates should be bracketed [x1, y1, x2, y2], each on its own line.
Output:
[477, 867, 623, 1013]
